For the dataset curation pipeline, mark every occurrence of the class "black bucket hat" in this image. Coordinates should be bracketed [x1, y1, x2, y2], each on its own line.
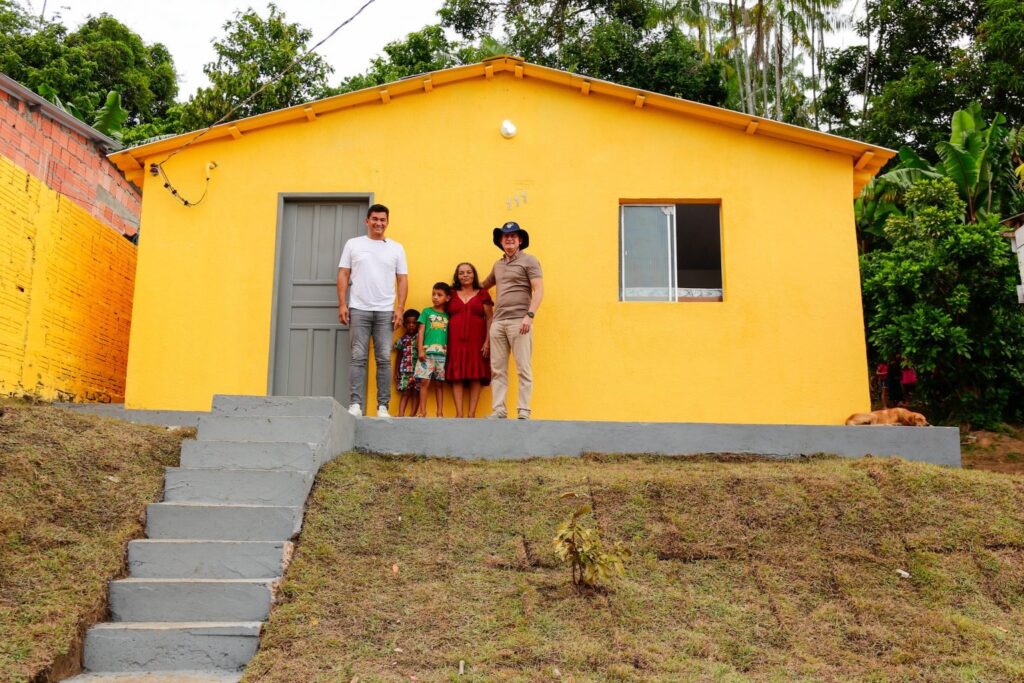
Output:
[493, 221, 529, 250]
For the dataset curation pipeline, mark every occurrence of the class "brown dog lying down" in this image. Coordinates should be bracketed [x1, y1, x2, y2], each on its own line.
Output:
[845, 408, 929, 426]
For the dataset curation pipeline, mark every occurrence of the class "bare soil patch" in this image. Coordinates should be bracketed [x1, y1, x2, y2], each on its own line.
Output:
[962, 424, 1024, 475]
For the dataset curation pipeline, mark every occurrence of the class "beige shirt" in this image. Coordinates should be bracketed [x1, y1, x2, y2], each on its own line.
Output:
[488, 251, 543, 321]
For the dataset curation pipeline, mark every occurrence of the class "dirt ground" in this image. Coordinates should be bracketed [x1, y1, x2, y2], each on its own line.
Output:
[961, 424, 1024, 474]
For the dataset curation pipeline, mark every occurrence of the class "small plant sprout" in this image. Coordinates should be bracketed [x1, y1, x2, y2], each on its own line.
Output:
[552, 492, 630, 589]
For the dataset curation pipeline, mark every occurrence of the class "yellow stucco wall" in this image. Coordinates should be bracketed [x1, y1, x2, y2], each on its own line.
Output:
[126, 74, 869, 423]
[0, 154, 135, 402]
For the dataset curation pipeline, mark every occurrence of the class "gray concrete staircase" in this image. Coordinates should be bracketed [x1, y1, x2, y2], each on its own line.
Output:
[66, 396, 354, 682]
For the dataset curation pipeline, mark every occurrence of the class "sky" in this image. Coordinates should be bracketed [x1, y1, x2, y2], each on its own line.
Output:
[47, 0, 448, 101]
[38, 0, 865, 103]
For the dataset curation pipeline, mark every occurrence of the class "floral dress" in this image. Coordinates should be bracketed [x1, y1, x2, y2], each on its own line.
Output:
[393, 333, 418, 392]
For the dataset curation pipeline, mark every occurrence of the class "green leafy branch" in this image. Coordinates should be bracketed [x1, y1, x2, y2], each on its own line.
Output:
[552, 492, 630, 589]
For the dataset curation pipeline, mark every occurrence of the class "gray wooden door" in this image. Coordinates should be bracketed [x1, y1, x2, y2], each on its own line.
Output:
[272, 200, 366, 401]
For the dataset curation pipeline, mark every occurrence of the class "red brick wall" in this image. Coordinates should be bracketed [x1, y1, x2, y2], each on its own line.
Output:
[0, 93, 140, 236]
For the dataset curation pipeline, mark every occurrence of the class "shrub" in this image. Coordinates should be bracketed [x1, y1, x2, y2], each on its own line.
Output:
[860, 177, 1024, 427]
[552, 493, 630, 589]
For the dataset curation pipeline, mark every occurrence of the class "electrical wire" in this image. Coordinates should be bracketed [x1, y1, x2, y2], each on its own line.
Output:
[154, 0, 380, 206]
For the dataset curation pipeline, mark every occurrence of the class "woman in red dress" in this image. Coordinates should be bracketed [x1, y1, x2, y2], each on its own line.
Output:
[447, 262, 493, 417]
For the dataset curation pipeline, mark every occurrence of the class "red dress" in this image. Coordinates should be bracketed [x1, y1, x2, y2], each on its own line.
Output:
[446, 289, 492, 382]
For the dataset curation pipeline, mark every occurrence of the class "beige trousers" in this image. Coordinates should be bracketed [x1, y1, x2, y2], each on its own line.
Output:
[489, 319, 533, 417]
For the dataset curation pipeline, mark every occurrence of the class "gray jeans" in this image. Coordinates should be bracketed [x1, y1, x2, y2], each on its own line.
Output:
[349, 308, 393, 408]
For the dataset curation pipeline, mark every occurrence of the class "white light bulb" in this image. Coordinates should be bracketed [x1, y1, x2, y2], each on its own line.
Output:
[500, 120, 517, 138]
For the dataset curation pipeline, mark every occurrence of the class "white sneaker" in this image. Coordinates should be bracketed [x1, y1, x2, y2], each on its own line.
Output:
[376, 405, 390, 418]
[348, 404, 362, 417]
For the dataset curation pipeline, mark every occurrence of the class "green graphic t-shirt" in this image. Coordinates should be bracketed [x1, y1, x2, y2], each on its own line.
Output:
[418, 307, 450, 356]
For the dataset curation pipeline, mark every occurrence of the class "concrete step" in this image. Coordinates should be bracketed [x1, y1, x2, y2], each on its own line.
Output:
[109, 579, 274, 622]
[212, 395, 336, 418]
[81, 622, 259, 673]
[66, 671, 242, 682]
[163, 468, 313, 506]
[196, 415, 330, 443]
[146, 503, 301, 541]
[128, 540, 289, 579]
[180, 440, 319, 471]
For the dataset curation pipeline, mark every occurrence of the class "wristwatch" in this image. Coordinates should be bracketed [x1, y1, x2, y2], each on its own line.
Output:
[526, 311, 535, 318]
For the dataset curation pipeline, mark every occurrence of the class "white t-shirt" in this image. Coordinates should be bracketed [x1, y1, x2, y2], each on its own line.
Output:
[338, 235, 408, 312]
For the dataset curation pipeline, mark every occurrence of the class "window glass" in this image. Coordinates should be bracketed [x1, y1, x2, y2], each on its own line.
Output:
[676, 204, 722, 296]
[620, 202, 723, 302]
[621, 205, 673, 301]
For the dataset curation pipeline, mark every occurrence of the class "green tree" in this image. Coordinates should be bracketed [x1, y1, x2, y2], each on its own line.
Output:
[179, 3, 332, 131]
[979, 0, 1024, 125]
[332, 25, 464, 94]
[65, 16, 177, 125]
[0, 2, 177, 126]
[855, 104, 1024, 252]
[821, 0, 1023, 152]
[121, 104, 185, 146]
[860, 177, 1024, 427]
[437, 0, 728, 106]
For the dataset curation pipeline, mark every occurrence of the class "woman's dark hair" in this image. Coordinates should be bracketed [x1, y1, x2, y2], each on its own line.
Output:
[451, 262, 481, 291]
[402, 308, 419, 321]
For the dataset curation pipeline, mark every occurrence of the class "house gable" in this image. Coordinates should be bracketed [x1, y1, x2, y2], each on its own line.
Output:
[110, 56, 894, 196]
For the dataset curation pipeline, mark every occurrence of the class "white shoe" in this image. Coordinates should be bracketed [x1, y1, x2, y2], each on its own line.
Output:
[376, 405, 390, 418]
[348, 404, 362, 417]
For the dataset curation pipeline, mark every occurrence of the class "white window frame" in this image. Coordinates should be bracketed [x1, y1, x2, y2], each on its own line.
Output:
[619, 203, 723, 302]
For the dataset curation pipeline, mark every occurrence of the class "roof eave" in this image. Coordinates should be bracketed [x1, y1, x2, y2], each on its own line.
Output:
[109, 56, 895, 195]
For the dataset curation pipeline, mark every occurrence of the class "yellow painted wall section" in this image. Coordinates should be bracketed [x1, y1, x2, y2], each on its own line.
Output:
[127, 74, 870, 423]
[0, 154, 135, 402]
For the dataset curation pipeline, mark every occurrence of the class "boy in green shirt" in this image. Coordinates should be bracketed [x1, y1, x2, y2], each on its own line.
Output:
[415, 282, 451, 417]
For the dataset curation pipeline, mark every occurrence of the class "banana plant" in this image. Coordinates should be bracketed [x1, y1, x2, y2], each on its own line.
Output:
[91, 91, 129, 141]
[36, 86, 128, 141]
[872, 103, 1023, 224]
[35, 84, 88, 122]
[935, 104, 1004, 222]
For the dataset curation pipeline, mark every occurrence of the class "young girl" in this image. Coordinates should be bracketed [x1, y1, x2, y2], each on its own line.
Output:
[393, 309, 420, 417]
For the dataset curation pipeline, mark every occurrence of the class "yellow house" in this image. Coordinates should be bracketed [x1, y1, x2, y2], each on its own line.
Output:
[109, 56, 894, 424]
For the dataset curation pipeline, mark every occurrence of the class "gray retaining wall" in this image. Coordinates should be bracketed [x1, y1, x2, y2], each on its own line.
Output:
[355, 417, 961, 467]
[59, 400, 961, 466]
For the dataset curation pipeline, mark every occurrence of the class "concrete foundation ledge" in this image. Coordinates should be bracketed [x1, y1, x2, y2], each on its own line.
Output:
[65, 671, 243, 682]
[355, 418, 961, 467]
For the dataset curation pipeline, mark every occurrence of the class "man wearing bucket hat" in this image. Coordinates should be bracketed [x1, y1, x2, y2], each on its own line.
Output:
[480, 221, 544, 419]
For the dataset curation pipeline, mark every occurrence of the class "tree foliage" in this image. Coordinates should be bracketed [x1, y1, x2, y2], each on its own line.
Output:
[91, 90, 130, 140]
[821, 0, 1024, 152]
[433, 0, 860, 124]
[328, 25, 500, 95]
[178, 4, 332, 131]
[0, 2, 176, 126]
[860, 177, 1024, 427]
[436, 0, 729, 106]
[857, 104, 1024, 249]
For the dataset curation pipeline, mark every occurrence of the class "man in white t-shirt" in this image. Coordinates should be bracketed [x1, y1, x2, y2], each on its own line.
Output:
[337, 204, 409, 418]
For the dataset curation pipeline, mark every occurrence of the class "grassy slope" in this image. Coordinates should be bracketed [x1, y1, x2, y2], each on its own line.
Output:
[0, 403, 187, 683]
[245, 453, 1024, 683]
